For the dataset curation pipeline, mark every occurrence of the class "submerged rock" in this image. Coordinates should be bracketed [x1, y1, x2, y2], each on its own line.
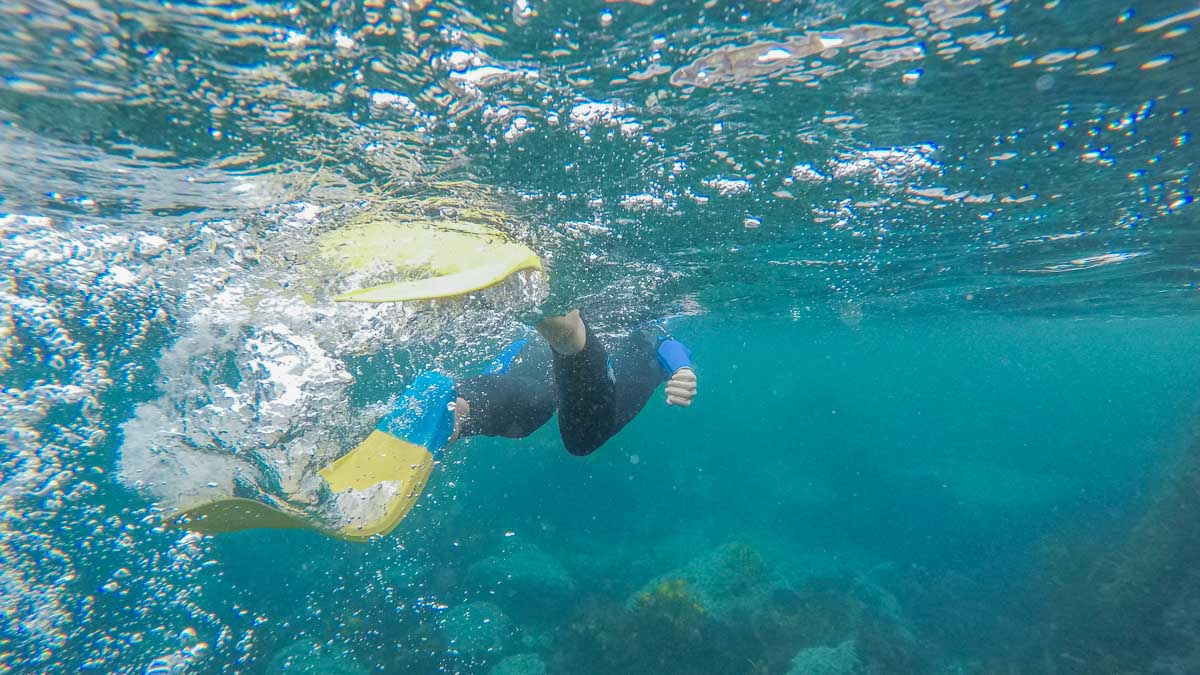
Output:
[439, 601, 514, 661]
[1152, 567, 1200, 674]
[518, 628, 553, 652]
[566, 543, 924, 675]
[630, 542, 786, 625]
[466, 544, 576, 623]
[265, 639, 367, 675]
[487, 653, 547, 675]
[786, 640, 863, 675]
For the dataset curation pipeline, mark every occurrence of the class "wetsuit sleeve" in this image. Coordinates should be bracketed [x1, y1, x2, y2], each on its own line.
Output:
[612, 331, 669, 430]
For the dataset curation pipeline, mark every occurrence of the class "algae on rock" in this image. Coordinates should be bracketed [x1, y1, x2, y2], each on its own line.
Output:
[629, 542, 786, 625]
[787, 640, 864, 675]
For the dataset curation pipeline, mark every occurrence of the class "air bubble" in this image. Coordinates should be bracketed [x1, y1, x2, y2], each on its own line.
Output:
[512, 0, 535, 26]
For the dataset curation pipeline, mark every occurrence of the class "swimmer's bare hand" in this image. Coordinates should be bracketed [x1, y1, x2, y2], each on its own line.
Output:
[665, 367, 697, 407]
[448, 397, 470, 445]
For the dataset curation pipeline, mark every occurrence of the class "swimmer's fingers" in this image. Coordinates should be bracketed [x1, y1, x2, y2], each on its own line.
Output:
[666, 394, 692, 407]
[665, 367, 697, 407]
[665, 382, 697, 398]
[669, 367, 697, 384]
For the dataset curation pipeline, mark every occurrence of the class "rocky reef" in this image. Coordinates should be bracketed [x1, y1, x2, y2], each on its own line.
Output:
[1013, 422, 1200, 673]
[786, 640, 863, 675]
[552, 541, 926, 675]
[629, 542, 786, 625]
[487, 653, 547, 675]
[439, 601, 514, 667]
[245, 534, 938, 674]
[265, 639, 367, 675]
[466, 543, 577, 625]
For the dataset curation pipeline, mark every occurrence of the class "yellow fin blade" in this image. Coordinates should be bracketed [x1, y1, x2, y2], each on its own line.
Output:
[319, 430, 436, 540]
[166, 497, 312, 535]
[165, 430, 436, 542]
[319, 218, 543, 303]
[333, 258, 541, 303]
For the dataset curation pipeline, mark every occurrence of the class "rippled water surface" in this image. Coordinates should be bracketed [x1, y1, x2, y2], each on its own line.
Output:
[2, 0, 1199, 672]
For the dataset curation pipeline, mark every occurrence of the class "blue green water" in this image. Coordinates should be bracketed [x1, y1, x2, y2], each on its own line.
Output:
[2, 0, 1199, 672]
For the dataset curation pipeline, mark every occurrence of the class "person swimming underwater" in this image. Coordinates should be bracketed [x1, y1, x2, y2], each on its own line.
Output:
[155, 204, 697, 540]
[450, 310, 698, 455]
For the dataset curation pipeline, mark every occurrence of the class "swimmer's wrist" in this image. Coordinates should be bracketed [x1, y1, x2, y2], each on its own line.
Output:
[656, 338, 693, 374]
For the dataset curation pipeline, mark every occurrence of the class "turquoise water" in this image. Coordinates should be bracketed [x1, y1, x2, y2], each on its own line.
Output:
[3, 0, 1200, 672]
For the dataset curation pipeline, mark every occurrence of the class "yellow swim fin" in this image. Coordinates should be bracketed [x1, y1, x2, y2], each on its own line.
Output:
[165, 497, 313, 534]
[318, 218, 543, 303]
[166, 372, 456, 541]
[316, 428, 436, 540]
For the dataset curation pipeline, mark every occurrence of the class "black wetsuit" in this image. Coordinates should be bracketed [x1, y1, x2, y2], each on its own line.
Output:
[457, 324, 667, 456]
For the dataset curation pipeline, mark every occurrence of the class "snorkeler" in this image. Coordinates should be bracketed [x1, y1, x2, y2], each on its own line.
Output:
[162, 213, 696, 540]
[450, 310, 698, 455]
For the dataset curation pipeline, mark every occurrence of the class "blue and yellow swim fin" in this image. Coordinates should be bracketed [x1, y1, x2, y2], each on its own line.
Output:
[166, 372, 457, 541]
[318, 218, 543, 303]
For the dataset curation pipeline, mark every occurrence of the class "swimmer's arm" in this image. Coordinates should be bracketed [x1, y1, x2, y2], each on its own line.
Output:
[657, 336, 697, 407]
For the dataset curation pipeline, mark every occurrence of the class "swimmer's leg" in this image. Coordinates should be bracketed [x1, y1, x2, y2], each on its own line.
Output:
[454, 340, 556, 441]
[536, 310, 587, 355]
[539, 312, 618, 456]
